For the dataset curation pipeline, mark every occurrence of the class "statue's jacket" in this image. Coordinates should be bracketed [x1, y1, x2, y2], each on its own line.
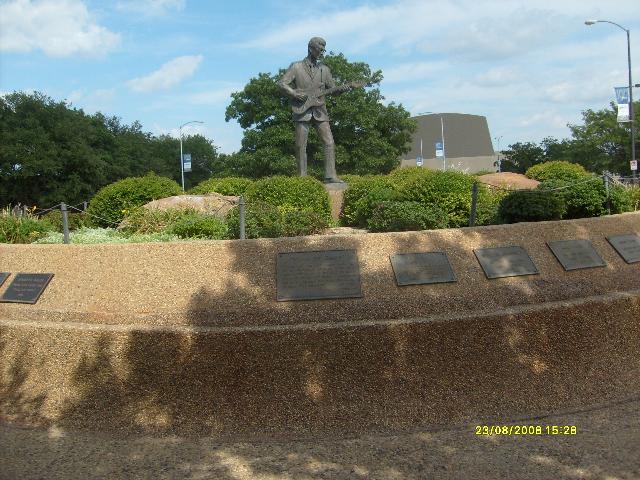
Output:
[278, 57, 336, 122]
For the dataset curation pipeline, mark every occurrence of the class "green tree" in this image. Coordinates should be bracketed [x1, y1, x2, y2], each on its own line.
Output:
[566, 101, 638, 174]
[0, 91, 221, 208]
[500, 141, 546, 173]
[225, 53, 416, 178]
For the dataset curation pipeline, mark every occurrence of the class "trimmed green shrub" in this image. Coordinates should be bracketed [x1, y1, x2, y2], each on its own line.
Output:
[87, 173, 182, 227]
[498, 190, 565, 223]
[226, 201, 329, 239]
[393, 169, 477, 227]
[40, 210, 91, 232]
[244, 176, 331, 222]
[537, 178, 611, 218]
[189, 177, 254, 196]
[0, 212, 55, 243]
[340, 175, 399, 227]
[525, 161, 590, 182]
[166, 213, 228, 240]
[367, 201, 448, 232]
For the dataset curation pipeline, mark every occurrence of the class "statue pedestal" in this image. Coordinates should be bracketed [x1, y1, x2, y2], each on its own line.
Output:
[324, 181, 348, 221]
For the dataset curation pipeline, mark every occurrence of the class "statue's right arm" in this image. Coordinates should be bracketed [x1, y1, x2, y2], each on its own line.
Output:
[278, 64, 298, 98]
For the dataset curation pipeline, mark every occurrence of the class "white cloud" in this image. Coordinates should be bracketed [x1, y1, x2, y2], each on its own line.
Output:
[0, 0, 120, 57]
[126, 55, 203, 93]
[382, 61, 450, 84]
[116, 0, 185, 16]
[65, 88, 116, 113]
[188, 83, 243, 106]
[474, 67, 520, 87]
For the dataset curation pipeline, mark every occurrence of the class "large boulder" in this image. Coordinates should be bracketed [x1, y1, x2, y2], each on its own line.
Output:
[478, 172, 539, 190]
[142, 193, 239, 219]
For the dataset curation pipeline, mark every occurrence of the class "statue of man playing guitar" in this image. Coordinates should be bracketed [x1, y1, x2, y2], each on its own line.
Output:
[278, 37, 364, 183]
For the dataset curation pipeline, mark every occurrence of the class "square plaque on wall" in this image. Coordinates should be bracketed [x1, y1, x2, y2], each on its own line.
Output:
[390, 252, 456, 286]
[606, 234, 640, 264]
[276, 250, 362, 301]
[547, 239, 606, 271]
[474, 246, 539, 279]
[0, 272, 9, 288]
[0, 273, 54, 304]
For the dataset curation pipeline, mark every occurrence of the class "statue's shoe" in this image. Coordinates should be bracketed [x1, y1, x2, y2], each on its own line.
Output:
[324, 177, 345, 184]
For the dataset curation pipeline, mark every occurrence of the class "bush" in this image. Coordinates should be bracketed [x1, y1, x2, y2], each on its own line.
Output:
[367, 201, 448, 232]
[0, 211, 55, 243]
[119, 207, 197, 234]
[244, 176, 331, 222]
[393, 169, 477, 227]
[33, 227, 179, 244]
[608, 185, 633, 214]
[525, 161, 590, 182]
[189, 177, 254, 196]
[629, 185, 640, 210]
[498, 190, 565, 223]
[40, 210, 91, 232]
[166, 213, 228, 239]
[226, 202, 329, 239]
[474, 187, 510, 226]
[537, 178, 610, 219]
[340, 175, 399, 227]
[87, 173, 182, 227]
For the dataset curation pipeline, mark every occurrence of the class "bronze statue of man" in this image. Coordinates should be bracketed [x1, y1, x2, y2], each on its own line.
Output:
[278, 37, 351, 183]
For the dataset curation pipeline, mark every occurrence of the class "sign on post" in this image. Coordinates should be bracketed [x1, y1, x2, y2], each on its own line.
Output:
[631, 160, 638, 171]
[182, 153, 192, 172]
[416, 155, 423, 167]
[435, 142, 444, 158]
[615, 87, 630, 123]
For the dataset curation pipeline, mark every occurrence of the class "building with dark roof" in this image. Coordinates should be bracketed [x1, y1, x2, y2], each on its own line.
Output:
[401, 113, 497, 173]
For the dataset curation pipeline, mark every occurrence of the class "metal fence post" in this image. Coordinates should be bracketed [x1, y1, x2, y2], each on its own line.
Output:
[469, 182, 479, 227]
[239, 196, 246, 240]
[61, 203, 70, 244]
[603, 173, 611, 215]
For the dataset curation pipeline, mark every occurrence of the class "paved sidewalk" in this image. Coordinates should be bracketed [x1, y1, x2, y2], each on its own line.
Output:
[1, 397, 639, 480]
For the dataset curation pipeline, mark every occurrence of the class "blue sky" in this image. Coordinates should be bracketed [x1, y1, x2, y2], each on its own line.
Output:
[1, 0, 639, 154]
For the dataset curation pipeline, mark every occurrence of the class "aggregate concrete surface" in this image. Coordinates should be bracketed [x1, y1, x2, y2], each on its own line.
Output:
[1, 396, 639, 480]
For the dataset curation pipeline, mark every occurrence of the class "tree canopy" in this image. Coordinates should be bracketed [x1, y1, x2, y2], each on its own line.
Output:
[223, 53, 416, 178]
[501, 101, 639, 175]
[0, 91, 218, 208]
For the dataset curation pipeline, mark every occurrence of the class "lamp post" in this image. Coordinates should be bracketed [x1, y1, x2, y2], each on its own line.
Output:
[585, 20, 636, 180]
[179, 120, 204, 191]
[494, 135, 503, 172]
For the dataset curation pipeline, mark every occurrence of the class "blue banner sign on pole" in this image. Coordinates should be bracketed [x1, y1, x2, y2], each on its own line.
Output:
[435, 142, 444, 158]
[416, 155, 423, 167]
[615, 87, 630, 105]
[182, 153, 192, 172]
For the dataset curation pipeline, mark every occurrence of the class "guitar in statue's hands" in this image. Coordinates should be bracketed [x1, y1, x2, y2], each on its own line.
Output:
[291, 80, 368, 115]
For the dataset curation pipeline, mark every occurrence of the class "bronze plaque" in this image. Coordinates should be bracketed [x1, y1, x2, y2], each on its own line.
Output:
[277, 250, 362, 301]
[607, 234, 640, 264]
[1, 273, 54, 304]
[0, 272, 9, 287]
[547, 240, 606, 271]
[474, 246, 539, 279]
[390, 252, 456, 286]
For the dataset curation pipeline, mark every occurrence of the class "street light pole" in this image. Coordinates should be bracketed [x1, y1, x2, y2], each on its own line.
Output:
[494, 135, 503, 172]
[179, 120, 204, 191]
[586, 20, 636, 180]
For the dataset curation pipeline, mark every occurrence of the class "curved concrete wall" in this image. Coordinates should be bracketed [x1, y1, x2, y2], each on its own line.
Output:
[1, 213, 639, 438]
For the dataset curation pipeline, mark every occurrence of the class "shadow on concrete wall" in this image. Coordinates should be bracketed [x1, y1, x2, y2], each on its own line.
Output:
[2, 226, 640, 479]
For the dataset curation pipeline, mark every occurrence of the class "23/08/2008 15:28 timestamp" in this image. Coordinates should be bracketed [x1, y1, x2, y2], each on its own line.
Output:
[475, 425, 578, 436]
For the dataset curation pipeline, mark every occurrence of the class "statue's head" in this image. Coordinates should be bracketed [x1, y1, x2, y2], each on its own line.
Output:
[308, 37, 326, 60]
